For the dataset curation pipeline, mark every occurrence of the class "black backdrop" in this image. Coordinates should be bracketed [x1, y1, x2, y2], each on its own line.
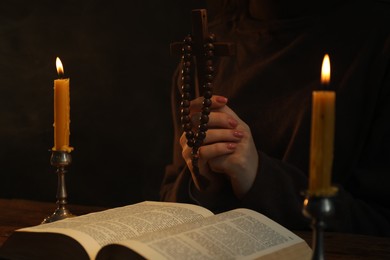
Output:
[0, 0, 206, 207]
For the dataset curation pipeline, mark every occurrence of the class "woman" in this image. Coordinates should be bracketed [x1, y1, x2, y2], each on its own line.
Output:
[161, 0, 390, 236]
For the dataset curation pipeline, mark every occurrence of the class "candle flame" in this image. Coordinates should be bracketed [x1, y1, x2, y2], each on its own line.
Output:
[56, 57, 64, 78]
[321, 54, 331, 85]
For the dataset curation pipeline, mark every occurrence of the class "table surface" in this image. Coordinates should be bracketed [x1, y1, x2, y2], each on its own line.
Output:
[1, 198, 390, 259]
[0, 199, 106, 246]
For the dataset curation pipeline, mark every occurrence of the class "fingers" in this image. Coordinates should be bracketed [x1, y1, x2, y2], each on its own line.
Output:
[179, 96, 258, 198]
[190, 111, 238, 129]
[189, 142, 237, 176]
[203, 129, 244, 144]
[181, 129, 232, 148]
[198, 142, 237, 162]
[189, 95, 239, 120]
[181, 127, 242, 157]
[189, 95, 228, 112]
[208, 111, 238, 128]
[179, 130, 242, 173]
[181, 127, 243, 174]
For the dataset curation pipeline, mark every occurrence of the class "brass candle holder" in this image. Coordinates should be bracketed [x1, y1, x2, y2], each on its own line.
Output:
[42, 150, 75, 224]
[302, 187, 338, 260]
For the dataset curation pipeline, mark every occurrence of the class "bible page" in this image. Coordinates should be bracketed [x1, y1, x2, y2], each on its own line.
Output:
[17, 201, 213, 259]
[109, 208, 311, 260]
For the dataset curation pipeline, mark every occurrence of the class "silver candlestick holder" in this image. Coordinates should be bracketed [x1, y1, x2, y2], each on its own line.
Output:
[302, 187, 338, 260]
[42, 150, 75, 224]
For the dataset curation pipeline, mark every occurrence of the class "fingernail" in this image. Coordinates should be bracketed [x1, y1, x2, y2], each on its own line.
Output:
[216, 96, 228, 103]
[233, 131, 244, 138]
[228, 118, 238, 127]
[227, 143, 237, 150]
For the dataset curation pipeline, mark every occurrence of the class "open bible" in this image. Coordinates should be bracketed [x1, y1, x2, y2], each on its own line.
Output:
[0, 201, 312, 260]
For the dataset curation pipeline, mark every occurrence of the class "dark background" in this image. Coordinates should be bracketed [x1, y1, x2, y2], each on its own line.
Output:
[0, 0, 207, 207]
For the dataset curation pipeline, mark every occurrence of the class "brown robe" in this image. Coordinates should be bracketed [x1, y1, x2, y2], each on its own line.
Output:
[161, 0, 390, 236]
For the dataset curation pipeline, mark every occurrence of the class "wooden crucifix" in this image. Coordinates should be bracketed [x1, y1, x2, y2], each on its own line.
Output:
[170, 9, 236, 97]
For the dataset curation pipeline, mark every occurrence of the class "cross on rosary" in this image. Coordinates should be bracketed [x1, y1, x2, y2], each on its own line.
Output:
[171, 9, 235, 190]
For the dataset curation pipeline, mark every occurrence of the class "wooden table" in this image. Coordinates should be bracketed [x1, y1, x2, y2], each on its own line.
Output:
[1, 199, 390, 259]
[295, 231, 390, 260]
[0, 198, 107, 247]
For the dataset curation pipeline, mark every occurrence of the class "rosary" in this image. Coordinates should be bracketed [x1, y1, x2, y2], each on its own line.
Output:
[170, 9, 235, 191]
[180, 33, 216, 190]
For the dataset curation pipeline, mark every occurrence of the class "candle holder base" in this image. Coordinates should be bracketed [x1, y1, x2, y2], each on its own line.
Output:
[42, 151, 75, 224]
[302, 187, 338, 260]
[42, 207, 75, 224]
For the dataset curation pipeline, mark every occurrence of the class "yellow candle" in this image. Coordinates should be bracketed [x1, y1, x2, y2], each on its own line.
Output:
[309, 54, 335, 195]
[53, 57, 73, 152]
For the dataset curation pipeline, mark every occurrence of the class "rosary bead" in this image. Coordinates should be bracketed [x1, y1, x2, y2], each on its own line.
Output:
[184, 45, 192, 53]
[180, 100, 190, 108]
[184, 61, 191, 68]
[194, 139, 203, 147]
[181, 92, 191, 100]
[182, 67, 191, 74]
[191, 147, 199, 159]
[180, 115, 191, 124]
[203, 90, 212, 99]
[202, 106, 210, 115]
[204, 82, 212, 91]
[186, 131, 194, 140]
[196, 131, 206, 140]
[204, 43, 214, 50]
[208, 33, 216, 42]
[205, 74, 214, 82]
[202, 98, 212, 107]
[181, 107, 190, 115]
[199, 123, 208, 131]
[184, 53, 192, 60]
[206, 60, 213, 67]
[200, 114, 209, 124]
[205, 50, 214, 58]
[182, 83, 191, 92]
[205, 66, 214, 74]
[183, 123, 192, 131]
[184, 35, 192, 44]
[184, 46, 192, 52]
[183, 75, 191, 83]
[187, 139, 195, 147]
